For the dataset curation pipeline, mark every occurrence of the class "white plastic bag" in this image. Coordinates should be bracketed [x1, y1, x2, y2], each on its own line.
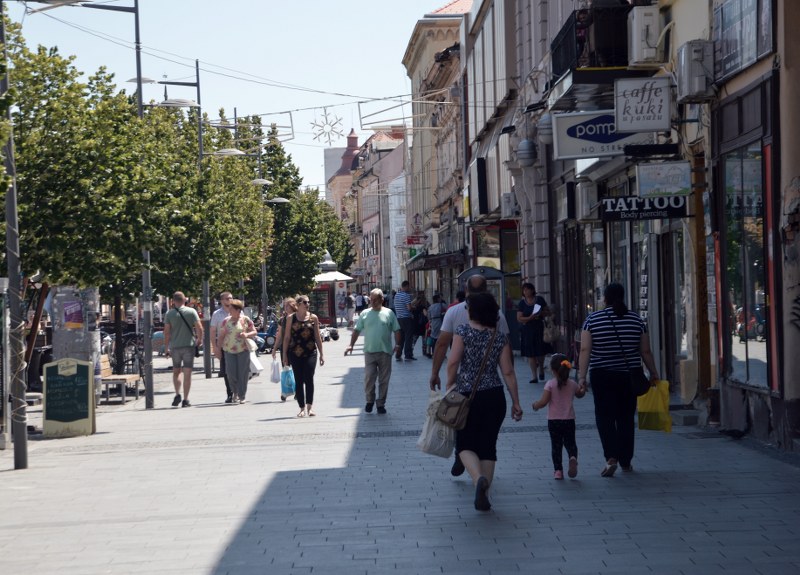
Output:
[417, 391, 455, 458]
[249, 351, 264, 377]
[270, 358, 281, 383]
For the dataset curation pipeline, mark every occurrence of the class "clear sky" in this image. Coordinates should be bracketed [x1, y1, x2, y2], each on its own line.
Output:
[6, 0, 448, 191]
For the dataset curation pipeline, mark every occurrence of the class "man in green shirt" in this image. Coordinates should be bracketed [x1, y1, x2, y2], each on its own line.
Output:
[163, 291, 204, 408]
[345, 289, 402, 414]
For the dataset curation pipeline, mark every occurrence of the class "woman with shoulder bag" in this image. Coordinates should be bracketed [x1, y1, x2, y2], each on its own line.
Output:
[446, 292, 523, 511]
[282, 294, 325, 417]
[578, 282, 659, 476]
[216, 299, 257, 404]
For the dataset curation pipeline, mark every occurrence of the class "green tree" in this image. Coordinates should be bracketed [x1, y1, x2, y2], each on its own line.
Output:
[8, 35, 181, 294]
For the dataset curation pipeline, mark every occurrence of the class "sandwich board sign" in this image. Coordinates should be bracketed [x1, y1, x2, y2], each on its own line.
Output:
[43, 358, 95, 438]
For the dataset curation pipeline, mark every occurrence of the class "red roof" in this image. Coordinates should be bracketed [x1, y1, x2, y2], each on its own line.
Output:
[429, 0, 473, 16]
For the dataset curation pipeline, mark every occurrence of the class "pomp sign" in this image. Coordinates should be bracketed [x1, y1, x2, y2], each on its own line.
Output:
[553, 111, 652, 160]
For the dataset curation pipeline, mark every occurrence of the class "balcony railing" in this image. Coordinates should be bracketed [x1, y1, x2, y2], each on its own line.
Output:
[551, 5, 632, 81]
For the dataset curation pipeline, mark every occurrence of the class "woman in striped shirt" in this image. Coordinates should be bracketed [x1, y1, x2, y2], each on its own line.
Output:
[578, 283, 659, 477]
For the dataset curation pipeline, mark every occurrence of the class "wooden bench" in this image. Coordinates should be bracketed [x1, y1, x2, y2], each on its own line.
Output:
[100, 354, 142, 403]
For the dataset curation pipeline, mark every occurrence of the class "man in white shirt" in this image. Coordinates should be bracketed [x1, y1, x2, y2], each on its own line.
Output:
[209, 291, 234, 403]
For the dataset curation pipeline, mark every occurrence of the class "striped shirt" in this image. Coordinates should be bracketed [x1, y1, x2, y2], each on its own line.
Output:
[582, 308, 646, 371]
[393, 289, 413, 319]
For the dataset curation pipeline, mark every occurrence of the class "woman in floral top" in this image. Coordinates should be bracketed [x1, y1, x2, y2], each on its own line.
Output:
[281, 294, 325, 417]
[446, 292, 523, 511]
[215, 299, 257, 404]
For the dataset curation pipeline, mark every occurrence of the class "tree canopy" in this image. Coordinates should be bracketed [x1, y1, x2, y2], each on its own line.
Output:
[1, 22, 353, 309]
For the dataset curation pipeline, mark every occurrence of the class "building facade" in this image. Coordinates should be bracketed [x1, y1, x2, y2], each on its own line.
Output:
[395, 0, 800, 448]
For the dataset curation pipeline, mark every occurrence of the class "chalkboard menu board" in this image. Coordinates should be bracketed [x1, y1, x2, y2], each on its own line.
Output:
[44, 359, 95, 438]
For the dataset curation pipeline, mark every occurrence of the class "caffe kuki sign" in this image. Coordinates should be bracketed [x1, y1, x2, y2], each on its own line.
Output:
[601, 195, 690, 221]
[614, 77, 671, 133]
[552, 111, 652, 160]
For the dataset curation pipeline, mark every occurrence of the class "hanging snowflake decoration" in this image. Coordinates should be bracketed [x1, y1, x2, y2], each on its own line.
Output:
[310, 107, 344, 146]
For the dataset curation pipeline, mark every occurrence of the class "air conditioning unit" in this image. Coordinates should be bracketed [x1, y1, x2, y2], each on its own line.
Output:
[677, 40, 714, 103]
[628, 6, 664, 68]
[500, 192, 519, 219]
[576, 180, 599, 222]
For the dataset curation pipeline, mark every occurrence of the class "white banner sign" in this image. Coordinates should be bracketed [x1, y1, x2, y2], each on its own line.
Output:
[615, 77, 671, 132]
[552, 111, 653, 160]
[637, 161, 692, 197]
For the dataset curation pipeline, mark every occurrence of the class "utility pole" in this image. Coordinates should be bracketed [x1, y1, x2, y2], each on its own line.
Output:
[2, 0, 28, 468]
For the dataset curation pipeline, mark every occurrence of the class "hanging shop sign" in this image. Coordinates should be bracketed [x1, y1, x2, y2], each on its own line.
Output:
[552, 111, 653, 160]
[636, 161, 692, 197]
[713, 0, 773, 82]
[614, 77, 671, 133]
[601, 195, 690, 221]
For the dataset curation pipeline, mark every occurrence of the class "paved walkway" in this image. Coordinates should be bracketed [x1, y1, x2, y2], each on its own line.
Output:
[2, 335, 800, 574]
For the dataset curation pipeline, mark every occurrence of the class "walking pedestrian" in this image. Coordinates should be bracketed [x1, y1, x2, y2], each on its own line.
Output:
[344, 290, 356, 328]
[578, 282, 660, 476]
[209, 291, 234, 403]
[532, 354, 587, 479]
[344, 289, 402, 414]
[445, 292, 523, 511]
[426, 293, 445, 358]
[163, 291, 204, 408]
[215, 299, 257, 404]
[281, 294, 325, 417]
[517, 282, 552, 382]
[272, 297, 298, 402]
[430, 275, 510, 476]
[384, 289, 395, 313]
[393, 281, 415, 361]
[355, 292, 366, 314]
[410, 290, 429, 355]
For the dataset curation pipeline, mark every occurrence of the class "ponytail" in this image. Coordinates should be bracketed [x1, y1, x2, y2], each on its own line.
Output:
[550, 353, 571, 388]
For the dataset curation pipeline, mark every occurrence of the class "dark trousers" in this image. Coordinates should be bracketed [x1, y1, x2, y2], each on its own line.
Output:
[590, 368, 637, 467]
[398, 316, 416, 358]
[547, 419, 577, 471]
[289, 353, 317, 408]
[218, 353, 232, 397]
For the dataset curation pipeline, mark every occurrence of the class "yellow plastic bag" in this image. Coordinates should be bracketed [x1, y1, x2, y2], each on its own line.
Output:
[637, 379, 671, 433]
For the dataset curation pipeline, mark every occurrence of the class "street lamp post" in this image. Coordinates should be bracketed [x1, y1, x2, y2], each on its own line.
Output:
[260, 195, 289, 317]
[140, 61, 212, 382]
[2, 0, 27, 468]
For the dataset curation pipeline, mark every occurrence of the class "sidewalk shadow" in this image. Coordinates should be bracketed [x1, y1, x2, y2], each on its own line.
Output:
[206, 347, 572, 573]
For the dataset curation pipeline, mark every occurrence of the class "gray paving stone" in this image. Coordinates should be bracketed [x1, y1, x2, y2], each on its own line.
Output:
[4, 339, 800, 574]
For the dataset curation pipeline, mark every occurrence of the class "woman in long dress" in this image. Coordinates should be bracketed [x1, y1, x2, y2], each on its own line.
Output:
[517, 282, 551, 383]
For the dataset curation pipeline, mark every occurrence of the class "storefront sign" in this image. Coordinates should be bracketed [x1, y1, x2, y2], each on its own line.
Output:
[601, 195, 689, 221]
[552, 111, 652, 160]
[406, 235, 426, 245]
[637, 161, 691, 197]
[713, 0, 773, 82]
[615, 77, 671, 132]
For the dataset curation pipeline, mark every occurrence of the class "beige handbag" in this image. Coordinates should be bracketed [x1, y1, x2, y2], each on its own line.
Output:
[436, 329, 499, 430]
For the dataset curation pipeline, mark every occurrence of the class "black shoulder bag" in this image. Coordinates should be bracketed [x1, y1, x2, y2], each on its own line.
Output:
[607, 310, 651, 396]
[436, 329, 499, 430]
[177, 308, 200, 357]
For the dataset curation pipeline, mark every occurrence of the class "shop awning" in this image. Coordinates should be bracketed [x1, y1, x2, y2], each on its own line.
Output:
[406, 251, 466, 272]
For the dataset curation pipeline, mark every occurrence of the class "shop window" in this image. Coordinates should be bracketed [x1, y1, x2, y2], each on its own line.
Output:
[723, 143, 767, 388]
